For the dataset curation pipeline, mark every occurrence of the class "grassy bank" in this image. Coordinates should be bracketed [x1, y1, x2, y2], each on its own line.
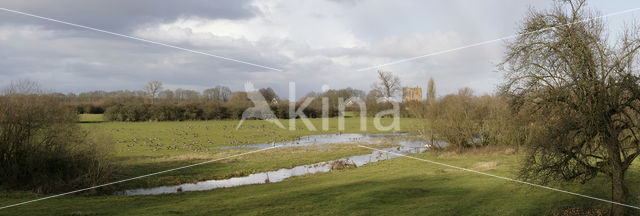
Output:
[1, 149, 638, 215]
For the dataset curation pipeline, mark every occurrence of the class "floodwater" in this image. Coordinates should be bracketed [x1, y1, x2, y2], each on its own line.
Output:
[217, 133, 409, 149]
[122, 133, 447, 196]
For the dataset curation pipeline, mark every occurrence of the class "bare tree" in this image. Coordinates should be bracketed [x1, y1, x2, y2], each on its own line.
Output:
[143, 80, 163, 104]
[174, 88, 199, 101]
[203, 85, 232, 101]
[202, 88, 218, 101]
[426, 77, 437, 146]
[229, 91, 250, 104]
[158, 89, 174, 101]
[3, 79, 42, 95]
[427, 77, 436, 105]
[371, 70, 401, 102]
[431, 88, 478, 151]
[259, 87, 279, 102]
[501, 0, 640, 214]
[183, 90, 200, 101]
[365, 89, 383, 102]
[217, 86, 232, 101]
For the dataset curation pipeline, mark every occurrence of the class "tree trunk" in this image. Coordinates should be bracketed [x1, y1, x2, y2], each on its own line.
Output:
[608, 133, 629, 216]
[610, 169, 628, 216]
[430, 130, 434, 147]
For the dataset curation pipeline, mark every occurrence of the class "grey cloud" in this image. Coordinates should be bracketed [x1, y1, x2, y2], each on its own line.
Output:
[0, 0, 258, 32]
[0, 24, 294, 94]
[1, 0, 634, 99]
[0, 17, 507, 99]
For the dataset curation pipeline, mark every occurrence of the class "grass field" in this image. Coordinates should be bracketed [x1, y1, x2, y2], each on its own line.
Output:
[75, 117, 423, 190]
[1, 117, 638, 215]
[80, 117, 423, 157]
[1, 150, 638, 215]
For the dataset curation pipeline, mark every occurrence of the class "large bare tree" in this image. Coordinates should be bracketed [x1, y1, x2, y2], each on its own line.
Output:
[143, 80, 163, 104]
[371, 70, 401, 102]
[3, 80, 42, 95]
[501, 0, 640, 214]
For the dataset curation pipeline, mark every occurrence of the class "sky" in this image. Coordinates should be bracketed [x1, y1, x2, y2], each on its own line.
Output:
[1, 0, 639, 98]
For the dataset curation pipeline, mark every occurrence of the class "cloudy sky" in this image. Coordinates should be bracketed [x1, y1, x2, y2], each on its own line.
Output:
[1, 0, 639, 98]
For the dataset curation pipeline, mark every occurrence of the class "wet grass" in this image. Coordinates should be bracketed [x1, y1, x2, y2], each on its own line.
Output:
[80, 118, 421, 157]
[110, 144, 380, 190]
[74, 118, 421, 191]
[1, 150, 638, 215]
[5, 118, 636, 215]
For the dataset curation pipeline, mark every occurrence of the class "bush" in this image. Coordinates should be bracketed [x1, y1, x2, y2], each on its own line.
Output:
[180, 103, 203, 120]
[425, 89, 525, 150]
[0, 94, 116, 193]
[203, 102, 230, 120]
[73, 103, 106, 114]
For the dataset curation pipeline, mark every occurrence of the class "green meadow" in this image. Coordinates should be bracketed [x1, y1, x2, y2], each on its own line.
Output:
[74, 117, 421, 189]
[0, 117, 638, 215]
[1, 150, 638, 215]
[79, 116, 421, 156]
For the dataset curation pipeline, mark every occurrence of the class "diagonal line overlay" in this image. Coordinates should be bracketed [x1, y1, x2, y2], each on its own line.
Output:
[0, 7, 283, 72]
[0, 146, 280, 210]
[357, 7, 640, 71]
[358, 145, 640, 210]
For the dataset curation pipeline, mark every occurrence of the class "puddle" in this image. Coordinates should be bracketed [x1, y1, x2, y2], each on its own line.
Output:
[121, 133, 448, 196]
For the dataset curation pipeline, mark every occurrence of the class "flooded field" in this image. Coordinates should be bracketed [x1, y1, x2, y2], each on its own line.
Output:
[123, 133, 446, 195]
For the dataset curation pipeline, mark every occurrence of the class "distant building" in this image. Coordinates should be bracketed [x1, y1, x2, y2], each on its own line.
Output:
[402, 87, 422, 102]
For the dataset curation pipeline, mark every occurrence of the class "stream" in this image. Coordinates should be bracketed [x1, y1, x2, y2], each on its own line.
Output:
[121, 133, 448, 195]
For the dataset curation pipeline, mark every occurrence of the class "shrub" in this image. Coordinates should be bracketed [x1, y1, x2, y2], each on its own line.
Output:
[203, 102, 229, 120]
[180, 103, 203, 120]
[0, 94, 116, 193]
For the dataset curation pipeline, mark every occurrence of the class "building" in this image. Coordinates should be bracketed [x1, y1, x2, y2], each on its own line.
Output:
[402, 87, 422, 102]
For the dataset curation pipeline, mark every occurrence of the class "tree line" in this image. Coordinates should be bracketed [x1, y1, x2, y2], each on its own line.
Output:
[49, 80, 413, 121]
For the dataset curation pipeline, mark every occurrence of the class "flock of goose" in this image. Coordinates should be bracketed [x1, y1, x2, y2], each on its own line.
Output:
[111, 123, 309, 153]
